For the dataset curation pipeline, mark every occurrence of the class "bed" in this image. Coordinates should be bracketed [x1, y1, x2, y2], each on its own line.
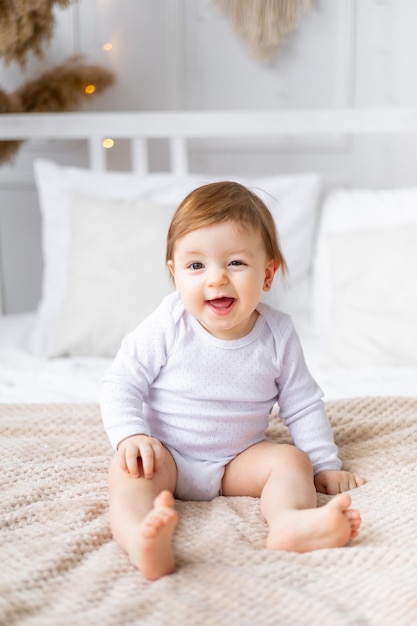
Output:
[1, 109, 417, 625]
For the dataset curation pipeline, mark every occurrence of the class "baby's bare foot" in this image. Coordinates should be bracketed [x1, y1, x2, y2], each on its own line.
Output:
[345, 506, 361, 539]
[131, 490, 178, 580]
[267, 493, 361, 552]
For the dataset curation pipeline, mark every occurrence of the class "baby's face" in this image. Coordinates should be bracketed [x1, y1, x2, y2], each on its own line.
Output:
[167, 221, 276, 340]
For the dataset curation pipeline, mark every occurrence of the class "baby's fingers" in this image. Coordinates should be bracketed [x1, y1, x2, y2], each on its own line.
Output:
[140, 444, 157, 479]
[117, 436, 166, 479]
[152, 440, 166, 473]
[339, 472, 366, 492]
[123, 443, 143, 477]
[353, 474, 366, 488]
[141, 440, 166, 478]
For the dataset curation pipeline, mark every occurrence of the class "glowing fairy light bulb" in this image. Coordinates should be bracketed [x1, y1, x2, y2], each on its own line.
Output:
[84, 84, 96, 95]
[102, 42, 113, 51]
[102, 138, 115, 149]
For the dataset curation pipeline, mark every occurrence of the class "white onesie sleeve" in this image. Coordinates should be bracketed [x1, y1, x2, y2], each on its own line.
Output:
[268, 311, 342, 474]
[100, 296, 179, 449]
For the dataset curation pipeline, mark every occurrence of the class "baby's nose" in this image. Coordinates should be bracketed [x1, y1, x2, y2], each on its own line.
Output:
[207, 266, 228, 286]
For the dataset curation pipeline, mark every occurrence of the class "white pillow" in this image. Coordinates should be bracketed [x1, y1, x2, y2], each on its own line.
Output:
[52, 196, 176, 357]
[30, 158, 321, 357]
[312, 188, 417, 366]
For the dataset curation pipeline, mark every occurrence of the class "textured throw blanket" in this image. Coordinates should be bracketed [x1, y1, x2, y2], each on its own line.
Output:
[1, 398, 417, 625]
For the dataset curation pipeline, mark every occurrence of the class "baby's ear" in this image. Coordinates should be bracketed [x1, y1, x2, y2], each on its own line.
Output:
[167, 260, 175, 278]
[263, 259, 278, 292]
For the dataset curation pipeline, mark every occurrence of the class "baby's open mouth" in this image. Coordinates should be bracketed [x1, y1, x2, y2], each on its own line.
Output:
[207, 297, 235, 311]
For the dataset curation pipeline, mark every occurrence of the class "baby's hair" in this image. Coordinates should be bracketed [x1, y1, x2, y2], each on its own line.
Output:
[166, 181, 287, 275]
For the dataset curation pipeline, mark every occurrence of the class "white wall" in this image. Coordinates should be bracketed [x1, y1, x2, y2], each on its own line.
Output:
[1, 0, 417, 312]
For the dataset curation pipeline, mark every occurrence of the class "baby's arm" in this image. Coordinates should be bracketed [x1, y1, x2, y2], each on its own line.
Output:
[117, 434, 166, 479]
[314, 470, 365, 495]
[276, 320, 365, 493]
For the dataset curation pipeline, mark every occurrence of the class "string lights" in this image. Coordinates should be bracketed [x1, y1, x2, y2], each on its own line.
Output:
[95, 4, 115, 150]
[102, 138, 114, 149]
[83, 72, 115, 152]
[84, 84, 96, 95]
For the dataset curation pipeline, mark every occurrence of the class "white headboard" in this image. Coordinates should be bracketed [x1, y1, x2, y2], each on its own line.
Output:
[2, 108, 417, 173]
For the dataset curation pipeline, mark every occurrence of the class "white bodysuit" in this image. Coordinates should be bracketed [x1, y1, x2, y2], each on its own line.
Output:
[100, 292, 341, 500]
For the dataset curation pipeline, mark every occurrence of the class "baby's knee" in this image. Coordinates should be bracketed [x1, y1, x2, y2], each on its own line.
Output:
[274, 444, 313, 476]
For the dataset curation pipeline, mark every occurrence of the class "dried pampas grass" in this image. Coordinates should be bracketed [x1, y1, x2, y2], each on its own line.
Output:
[15, 55, 115, 112]
[0, 0, 75, 66]
[213, 0, 312, 61]
[0, 89, 24, 162]
[0, 56, 115, 164]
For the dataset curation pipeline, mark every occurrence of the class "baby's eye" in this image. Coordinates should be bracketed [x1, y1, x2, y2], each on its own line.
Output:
[188, 262, 204, 270]
[229, 260, 246, 267]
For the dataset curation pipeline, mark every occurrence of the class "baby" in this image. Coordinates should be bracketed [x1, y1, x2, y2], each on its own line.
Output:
[100, 181, 364, 580]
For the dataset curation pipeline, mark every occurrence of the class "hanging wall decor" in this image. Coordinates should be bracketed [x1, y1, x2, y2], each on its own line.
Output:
[0, 1, 115, 165]
[212, 0, 312, 61]
[0, 0, 75, 66]
[0, 56, 114, 164]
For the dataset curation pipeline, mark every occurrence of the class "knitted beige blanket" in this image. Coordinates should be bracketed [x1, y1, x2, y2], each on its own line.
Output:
[1, 398, 417, 625]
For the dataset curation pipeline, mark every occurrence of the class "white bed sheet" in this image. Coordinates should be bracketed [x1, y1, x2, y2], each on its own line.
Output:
[0, 313, 416, 403]
[0, 314, 110, 403]
[300, 330, 417, 400]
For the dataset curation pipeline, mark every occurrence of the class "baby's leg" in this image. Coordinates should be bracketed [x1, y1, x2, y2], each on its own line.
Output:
[222, 441, 361, 552]
[265, 491, 360, 552]
[108, 451, 177, 580]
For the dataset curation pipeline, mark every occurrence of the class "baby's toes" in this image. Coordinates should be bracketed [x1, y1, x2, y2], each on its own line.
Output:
[346, 509, 361, 537]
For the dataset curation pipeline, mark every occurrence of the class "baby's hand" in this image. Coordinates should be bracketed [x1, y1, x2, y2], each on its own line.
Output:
[116, 434, 166, 479]
[314, 470, 365, 495]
